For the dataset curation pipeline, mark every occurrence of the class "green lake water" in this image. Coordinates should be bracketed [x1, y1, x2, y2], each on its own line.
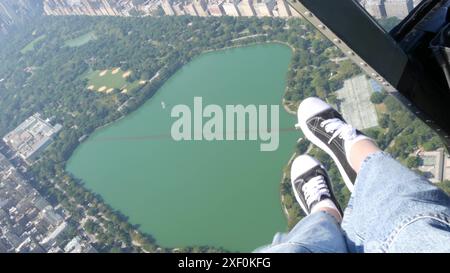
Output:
[66, 44, 298, 252]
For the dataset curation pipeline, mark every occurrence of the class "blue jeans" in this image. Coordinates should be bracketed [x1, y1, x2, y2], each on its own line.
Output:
[255, 152, 450, 253]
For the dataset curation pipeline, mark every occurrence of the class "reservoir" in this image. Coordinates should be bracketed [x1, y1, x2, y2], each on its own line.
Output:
[66, 44, 298, 252]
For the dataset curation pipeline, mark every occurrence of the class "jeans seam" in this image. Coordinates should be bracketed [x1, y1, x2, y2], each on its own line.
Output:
[358, 151, 390, 174]
[381, 213, 450, 252]
[319, 210, 341, 223]
[270, 242, 314, 253]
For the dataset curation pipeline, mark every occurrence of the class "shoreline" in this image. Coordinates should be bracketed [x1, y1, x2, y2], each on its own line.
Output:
[202, 39, 296, 55]
[84, 40, 297, 145]
[68, 40, 299, 245]
[280, 152, 298, 221]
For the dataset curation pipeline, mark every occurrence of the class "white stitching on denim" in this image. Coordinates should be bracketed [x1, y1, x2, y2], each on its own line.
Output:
[358, 151, 388, 174]
[269, 242, 314, 253]
[381, 213, 450, 252]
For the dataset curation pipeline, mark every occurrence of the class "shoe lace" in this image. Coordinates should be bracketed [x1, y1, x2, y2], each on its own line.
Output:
[302, 176, 330, 209]
[320, 118, 356, 144]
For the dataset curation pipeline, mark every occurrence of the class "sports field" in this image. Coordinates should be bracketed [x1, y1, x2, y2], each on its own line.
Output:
[86, 68, 140, 94]
[65, 32, 96, 47]
[336, 74, 379, 129]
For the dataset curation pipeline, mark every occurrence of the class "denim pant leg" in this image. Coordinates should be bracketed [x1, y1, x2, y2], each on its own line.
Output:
[254, 211, 348, 253]
[342, 152, 450, 253]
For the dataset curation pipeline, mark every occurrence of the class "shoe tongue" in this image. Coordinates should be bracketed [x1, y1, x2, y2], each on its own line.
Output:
[302, 168, 324, 183]
[341, 125, 357, 141]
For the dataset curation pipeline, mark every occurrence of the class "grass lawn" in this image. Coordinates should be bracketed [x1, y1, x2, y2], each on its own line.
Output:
[65, 32, 96, 47]
[85, 68, 140, 93]
[21, 35, 46, 54]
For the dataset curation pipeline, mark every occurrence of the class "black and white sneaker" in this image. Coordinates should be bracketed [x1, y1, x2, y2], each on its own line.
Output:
[291, 155, 342, 216]
[296, 97, 372, 192]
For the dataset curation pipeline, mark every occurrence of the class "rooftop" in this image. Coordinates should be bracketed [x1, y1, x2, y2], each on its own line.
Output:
[3, 113, 61, 163]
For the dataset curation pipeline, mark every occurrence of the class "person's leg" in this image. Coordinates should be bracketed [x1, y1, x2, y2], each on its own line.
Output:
[348, 139, 380, 172]
[297, 97, 450, 253]
[254, 155, 348, 253]
[343, 151, 450, 252]
[255, 211, 347, 253]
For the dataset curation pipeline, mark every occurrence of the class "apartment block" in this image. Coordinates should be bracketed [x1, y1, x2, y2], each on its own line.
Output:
[365, 0, 386, 19]
[238, 0, 256, 17]
[161, 0, 175, 15]
[276, 0, 291, 18]
[208, 1, 225, 16]
[184, 3, 199, 16]
[194, 0, 209, 16]
[222, 1, 241, 17]
[254, 0, 275, 17]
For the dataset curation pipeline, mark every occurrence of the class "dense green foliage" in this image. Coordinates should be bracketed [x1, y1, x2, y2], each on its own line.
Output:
[378, 17, 402, 32]
[1, 14, 358, 251]
[371, 95, 443, 158]
[440, 180, 450, 194]
[370, 91, 387, 104]
[1, 13, 447, 252]
[280, 17, 449, 226]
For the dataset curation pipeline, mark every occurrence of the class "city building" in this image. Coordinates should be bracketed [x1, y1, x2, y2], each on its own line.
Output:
[276, 0, 291, 18]
[41, 0, 419, 20]
[253, 0, 275, 17]
[0, 152, 96, 253]
[417, 148, 450, 183]
[207, 1, 225, 16]
[364, 0, 386, 19]
[184, 2, 198, 16]
[161, 0, 175, 15]
[384, 0, 413, 19]
[444, 153, 450, 181]
[101, 0, 119, 16]
[39, 221, 67, 247]
[173, 3, 186, 15]
[136, 0, 162, 15]
[237, 0, 256, 17]
[44, 0, 126, 16]
[3, 113, 62, 164]
[64, 236, 97, 253]
[194, 0, 209, 16]
[222, 0, 241, 17]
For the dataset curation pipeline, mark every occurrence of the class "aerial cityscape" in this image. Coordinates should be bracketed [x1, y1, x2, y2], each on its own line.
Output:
[0, 149, 95, 252]
[0, 1, 422, 35]
[0, 0, 449, 255]
[41, 0, 420, 19]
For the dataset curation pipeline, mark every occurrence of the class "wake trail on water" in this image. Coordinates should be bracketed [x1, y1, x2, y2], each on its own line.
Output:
[91, 127, 299, 142]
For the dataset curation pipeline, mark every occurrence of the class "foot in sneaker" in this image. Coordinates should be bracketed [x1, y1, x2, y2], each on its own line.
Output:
[296, 97, 372, 192]
[291, 155, 343, 218]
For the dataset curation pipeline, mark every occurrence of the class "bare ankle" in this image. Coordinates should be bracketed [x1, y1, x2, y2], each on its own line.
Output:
[349, 139, 381, 173]
[316, 207, 342, 223]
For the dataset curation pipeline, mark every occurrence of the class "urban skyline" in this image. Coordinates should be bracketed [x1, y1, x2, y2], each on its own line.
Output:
[41, 0, 420, 19]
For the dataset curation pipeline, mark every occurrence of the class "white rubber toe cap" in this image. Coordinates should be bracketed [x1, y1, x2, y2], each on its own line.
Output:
[297, 97, 332, 125]
[290, 155, 321, 182]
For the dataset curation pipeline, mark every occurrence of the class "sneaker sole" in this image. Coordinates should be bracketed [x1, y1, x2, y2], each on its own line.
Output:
[298, 118, 354, 192]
